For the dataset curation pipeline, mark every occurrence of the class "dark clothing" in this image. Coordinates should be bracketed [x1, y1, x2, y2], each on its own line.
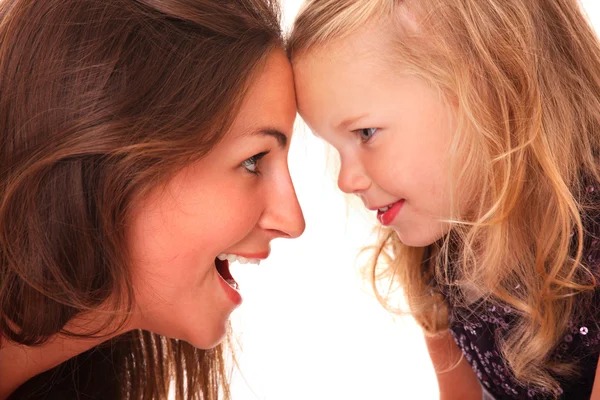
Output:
[444, 184, 600, 399]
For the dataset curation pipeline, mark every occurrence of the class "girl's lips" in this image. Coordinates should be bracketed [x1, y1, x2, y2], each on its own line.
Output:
[377, 200, 404, 225]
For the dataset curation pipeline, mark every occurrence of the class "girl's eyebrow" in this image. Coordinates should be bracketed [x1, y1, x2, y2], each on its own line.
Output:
[338, 113, 370, 130]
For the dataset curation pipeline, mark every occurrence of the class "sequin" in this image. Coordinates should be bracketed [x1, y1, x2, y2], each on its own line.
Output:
[580, 326, 589, 335]
[564, 334, 573, 343]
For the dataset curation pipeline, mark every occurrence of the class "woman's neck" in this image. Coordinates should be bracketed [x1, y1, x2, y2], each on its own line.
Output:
[0, 312, 134, 399]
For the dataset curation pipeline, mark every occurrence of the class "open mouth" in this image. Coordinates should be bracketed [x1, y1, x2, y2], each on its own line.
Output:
[215, 258, 238, 290]
[215, 253, 263, 292]
[376, 199, 405, 225]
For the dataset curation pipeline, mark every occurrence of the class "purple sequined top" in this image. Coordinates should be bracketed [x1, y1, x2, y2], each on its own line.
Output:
[443, 185, 600, 399]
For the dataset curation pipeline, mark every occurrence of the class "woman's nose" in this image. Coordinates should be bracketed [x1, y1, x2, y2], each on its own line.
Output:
[259, 170, 306, 239]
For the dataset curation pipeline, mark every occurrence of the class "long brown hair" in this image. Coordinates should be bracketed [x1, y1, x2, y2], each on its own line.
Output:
[290, 0, 600, 395]
[0, 0, 283, 398]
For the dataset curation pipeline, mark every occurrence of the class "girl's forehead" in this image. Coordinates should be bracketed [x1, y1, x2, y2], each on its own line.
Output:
[293, 30, 393, 90]
[312, 22, 392, 60]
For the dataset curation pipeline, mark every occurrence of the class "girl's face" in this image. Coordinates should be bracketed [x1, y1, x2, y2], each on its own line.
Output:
[294, 27, 457, 247]
[127, 49, 305, 349]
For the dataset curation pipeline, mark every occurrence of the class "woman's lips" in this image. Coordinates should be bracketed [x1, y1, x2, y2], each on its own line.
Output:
[214, 251, 269, 306]
[215, 258, 242, 305]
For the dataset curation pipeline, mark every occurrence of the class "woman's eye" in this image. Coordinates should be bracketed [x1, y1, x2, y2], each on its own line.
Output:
[241, 152, 268, 175]
[356, 128, 378, 142]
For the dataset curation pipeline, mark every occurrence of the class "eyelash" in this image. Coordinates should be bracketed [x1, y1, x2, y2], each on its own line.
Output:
[241, 151, 269, 175]
[353, 128, 379, 143]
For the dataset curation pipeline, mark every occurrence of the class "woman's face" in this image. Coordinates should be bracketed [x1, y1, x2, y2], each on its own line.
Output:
[127, 49, 305, 349]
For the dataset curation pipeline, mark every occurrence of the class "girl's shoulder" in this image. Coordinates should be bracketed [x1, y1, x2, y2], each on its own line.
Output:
[444, 181, 600, 399]
[579, 180, 600, 278]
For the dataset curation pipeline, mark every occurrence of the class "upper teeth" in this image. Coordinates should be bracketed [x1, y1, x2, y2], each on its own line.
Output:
[378, 205, 391, 212]
[217, 253, 261, 265]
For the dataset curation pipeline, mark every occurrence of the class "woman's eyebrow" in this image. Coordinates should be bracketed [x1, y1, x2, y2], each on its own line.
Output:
[249, 128, 288, 148]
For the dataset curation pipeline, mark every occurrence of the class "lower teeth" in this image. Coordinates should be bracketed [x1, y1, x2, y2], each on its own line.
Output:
[226, 279, 238, 290]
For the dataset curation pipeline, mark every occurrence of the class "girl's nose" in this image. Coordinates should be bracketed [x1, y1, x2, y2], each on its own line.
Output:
[337, 157, 370, 194]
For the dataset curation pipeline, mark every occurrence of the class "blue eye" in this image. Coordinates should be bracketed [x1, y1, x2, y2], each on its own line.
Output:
[356, 128, 378, 142]
[241, 152, 268, 175]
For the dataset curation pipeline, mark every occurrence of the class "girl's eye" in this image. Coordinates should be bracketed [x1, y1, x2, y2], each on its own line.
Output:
[355, 128, 378, 142]
[241, 151, 268, 175]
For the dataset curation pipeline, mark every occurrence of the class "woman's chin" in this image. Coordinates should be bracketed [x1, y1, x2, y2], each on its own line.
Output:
[184, 336, 227, 350]
[176, 322, 230, 350]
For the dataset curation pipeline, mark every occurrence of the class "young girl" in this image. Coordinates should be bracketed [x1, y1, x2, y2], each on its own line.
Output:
[289, 0, 600, 398]
[0, 0, 304, 398]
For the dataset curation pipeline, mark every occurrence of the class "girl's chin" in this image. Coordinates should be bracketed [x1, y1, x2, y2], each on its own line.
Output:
[393, 225, 449, 247]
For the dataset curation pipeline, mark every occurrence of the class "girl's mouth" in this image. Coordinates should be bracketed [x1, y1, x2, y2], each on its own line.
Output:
[376, 200, 405, 225]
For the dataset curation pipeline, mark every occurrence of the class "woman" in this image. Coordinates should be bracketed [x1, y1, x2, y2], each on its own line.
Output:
[0, 0, 304, 398]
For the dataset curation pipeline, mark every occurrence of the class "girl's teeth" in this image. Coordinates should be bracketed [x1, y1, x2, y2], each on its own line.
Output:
[217, 253, 261, 265]
[379, 205, 391, 212]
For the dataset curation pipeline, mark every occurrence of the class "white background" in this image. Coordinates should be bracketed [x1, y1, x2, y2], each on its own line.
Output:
[229, 1, 600, 399]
